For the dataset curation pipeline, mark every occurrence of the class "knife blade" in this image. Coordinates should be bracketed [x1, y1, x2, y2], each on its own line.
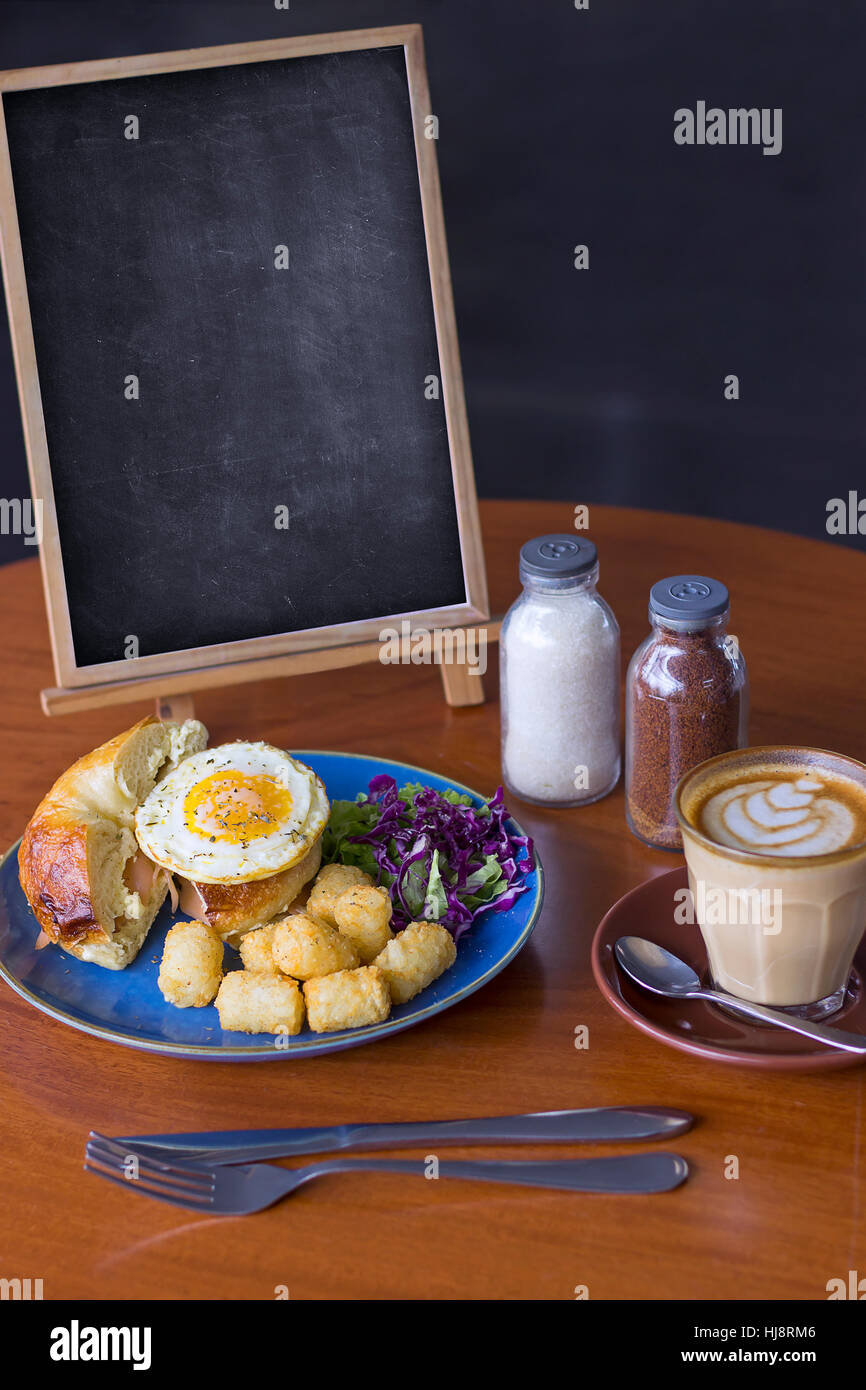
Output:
[116, 1106, 693, 1165]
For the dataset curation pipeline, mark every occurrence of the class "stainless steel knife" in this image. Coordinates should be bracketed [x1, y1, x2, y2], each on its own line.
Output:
[116, 1106, 694, 1166]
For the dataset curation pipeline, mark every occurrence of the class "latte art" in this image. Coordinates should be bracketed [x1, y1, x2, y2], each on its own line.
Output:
[701, 777, 857, 856]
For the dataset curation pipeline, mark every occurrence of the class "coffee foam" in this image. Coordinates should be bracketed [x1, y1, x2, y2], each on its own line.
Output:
[689, 758, 866, 858]
[701, 776, 859, 855]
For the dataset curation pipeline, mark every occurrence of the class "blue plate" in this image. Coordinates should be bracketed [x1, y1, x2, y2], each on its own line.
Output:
[0, 751, 543, 1060]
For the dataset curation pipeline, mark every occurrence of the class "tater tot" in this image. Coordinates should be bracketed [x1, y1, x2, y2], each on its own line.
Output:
[303, 966, 391, 1033]
[333, 885, 394, 963]
[271, 911, 359, 980]
[308, 862, 373, 926]
[215, 970, 305, 1035]
[158, 920, 223, 1008]
[373, 921, 457, 1004]
[238, 922, 281, 975]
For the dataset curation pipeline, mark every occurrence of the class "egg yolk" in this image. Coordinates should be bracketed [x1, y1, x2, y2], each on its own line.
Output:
[183, 771, 293, 843]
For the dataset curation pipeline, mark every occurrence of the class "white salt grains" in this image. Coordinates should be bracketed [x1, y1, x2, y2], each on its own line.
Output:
[500, 563, 621, 807]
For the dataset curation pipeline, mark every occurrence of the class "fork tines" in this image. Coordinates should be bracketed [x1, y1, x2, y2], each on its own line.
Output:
[85, 1132, 216, 1209]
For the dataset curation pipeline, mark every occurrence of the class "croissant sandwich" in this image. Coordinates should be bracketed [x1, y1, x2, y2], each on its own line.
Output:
[18, 717, 207, 970]
[19, 719, 327, 968]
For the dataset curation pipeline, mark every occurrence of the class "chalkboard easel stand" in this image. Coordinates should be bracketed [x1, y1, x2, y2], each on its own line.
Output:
[155, 694, 197, 724]
[41, 622, 503, 717]
[1, 27, 494, 719]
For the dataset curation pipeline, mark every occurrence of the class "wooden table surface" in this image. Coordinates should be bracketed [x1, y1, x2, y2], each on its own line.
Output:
[1, 499, 864, 1302]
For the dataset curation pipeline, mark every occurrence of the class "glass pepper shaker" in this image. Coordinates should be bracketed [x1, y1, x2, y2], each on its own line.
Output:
[625, 575, 748, 850]
[500, 534, 621, 807]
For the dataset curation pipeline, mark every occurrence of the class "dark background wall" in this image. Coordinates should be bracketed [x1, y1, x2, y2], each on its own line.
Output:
[0, 0, 863, 565]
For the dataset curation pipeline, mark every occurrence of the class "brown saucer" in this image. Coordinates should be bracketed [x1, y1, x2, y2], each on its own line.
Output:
[592, 866, 866, 1071]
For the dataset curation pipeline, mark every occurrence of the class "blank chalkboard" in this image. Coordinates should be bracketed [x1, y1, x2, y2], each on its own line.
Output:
[0, 28, 486, 690]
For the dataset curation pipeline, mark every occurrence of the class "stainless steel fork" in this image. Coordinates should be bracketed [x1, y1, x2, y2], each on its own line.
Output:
[85, 1133, 688, 1213]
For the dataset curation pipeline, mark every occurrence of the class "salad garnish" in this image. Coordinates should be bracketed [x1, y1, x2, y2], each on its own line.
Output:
[322, 775, 534, 940]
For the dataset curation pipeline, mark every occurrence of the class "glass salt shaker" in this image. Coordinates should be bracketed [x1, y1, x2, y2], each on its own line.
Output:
[500, 534, 621, 807]
[625, 575, 749, 850]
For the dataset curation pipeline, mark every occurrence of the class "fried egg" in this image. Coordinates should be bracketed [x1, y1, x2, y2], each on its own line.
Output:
[134, 743, 329, 884]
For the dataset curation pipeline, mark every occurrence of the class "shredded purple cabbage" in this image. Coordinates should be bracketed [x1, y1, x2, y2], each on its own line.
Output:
[326, 775, 534, 941]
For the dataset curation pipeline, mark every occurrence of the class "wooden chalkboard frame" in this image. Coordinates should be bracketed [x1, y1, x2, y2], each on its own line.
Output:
[0, 26, 488, 709]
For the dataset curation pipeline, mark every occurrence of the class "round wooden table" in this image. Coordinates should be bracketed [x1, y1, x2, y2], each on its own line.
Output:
[1, 500, 864, 1301]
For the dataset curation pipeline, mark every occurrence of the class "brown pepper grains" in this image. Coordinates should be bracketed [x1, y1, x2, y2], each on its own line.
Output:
[626, 624, 745, 849]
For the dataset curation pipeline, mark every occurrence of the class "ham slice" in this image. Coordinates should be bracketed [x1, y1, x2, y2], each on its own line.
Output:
[178, 877, 207, 920]
[121, 854, 178, 912]
[123, 852, 158, 899]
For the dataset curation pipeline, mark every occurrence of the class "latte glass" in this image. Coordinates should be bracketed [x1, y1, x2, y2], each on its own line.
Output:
[675, 746, 866, 1021]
